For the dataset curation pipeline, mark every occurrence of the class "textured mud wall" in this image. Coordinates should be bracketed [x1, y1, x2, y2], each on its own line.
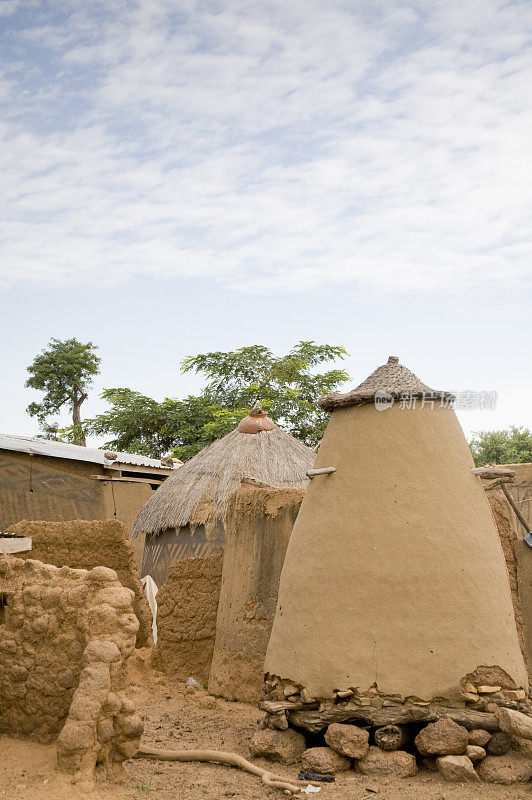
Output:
[487, 490, 525, 656]
[503, 462, 532, 528]
[0, 557, 143, 785]
[516, 540, 532, 680]
[152, 553, 223, 683]
[7, 519, 152, 648]
[209, 485, 303, 703]
[265, 404, 527, 700]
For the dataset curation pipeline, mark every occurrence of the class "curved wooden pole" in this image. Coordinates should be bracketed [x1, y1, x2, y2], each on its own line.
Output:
[135, 744, 319, 795]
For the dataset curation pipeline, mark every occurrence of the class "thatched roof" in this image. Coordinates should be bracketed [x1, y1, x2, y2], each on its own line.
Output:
[319, 355, 454, 411]
[132, 424, 315, 538]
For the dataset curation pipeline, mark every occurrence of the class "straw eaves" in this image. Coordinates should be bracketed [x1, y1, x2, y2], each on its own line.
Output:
[132, 425, 315, 538]
[319, 355, 454, 411]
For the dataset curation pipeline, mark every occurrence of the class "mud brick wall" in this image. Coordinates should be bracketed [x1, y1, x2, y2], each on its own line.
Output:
[209, 485, 304, 703]
[152, 552, 223, 683]
[487, 490, 525, 658]
[0, 557, 143, 786]
[7, 519, 152, 648]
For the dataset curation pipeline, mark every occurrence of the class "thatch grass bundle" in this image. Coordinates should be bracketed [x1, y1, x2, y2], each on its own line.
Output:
[132, 426, 315, 538]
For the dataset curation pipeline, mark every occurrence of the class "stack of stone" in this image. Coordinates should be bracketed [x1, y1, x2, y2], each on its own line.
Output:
[251, 669, 532, 784]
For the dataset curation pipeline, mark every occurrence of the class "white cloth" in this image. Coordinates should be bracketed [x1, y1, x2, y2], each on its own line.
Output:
[141, 575, 159, 645]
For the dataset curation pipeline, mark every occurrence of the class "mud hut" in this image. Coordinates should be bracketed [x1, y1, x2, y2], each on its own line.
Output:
[264, 356, 527, 703]
[132, 409, 315, 585]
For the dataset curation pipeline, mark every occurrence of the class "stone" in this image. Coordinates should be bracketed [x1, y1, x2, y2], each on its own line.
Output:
[486, 731, 512, 755]
[197, 693, 217, 710]
[497, 707, 532, 741]
[268, 712, 289, 731]
[374, 724, 408, 751]
[478, 753, 532, 784]
[301, 747, 350, 774]
[414, 718, 468, 756]
[468, 729, 491, 747]
[283, 684, 300, 698]
[325, 722, 370, 759]
[465, 745, 485, 762]
[502, 689, 526, 701]
[249, 728, 307, 765]
[436, 755, 480, 782]
[356, 747, 417, 778]
[477, 685, 502, 694]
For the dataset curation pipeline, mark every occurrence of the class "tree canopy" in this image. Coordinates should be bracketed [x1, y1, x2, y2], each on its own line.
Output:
[25, 338, 101, 446]
[82, 341, 349, 459]
[469, 426, 532, 467]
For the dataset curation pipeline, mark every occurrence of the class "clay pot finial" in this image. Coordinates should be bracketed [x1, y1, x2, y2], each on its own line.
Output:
[237, 407, 276, 434]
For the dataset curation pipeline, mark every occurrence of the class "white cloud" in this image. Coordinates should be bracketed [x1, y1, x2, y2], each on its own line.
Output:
[1, 0, 531, 294]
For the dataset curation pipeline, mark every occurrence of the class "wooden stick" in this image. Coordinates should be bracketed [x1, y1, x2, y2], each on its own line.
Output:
[135, 744, 318, 795]
[483, 477, 514, 491]
[306, 467, 336, 477]
[502, 484, 531, 534]
[284, 702, 501, 732]
[471, 467, 516, 479]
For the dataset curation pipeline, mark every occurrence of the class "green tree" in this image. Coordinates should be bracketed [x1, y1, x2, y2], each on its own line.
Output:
[84, 341, 349, 459]
[182, 340, 349, 446]
[85, 390, 242, 461]
[469, 426, 532, 467]
[25, 338, 101, 446]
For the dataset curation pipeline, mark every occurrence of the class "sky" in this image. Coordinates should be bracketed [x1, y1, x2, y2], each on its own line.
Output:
[1, 0, 531, 445]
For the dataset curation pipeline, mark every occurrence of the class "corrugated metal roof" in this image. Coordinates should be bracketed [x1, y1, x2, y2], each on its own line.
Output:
[0, 433, 180, 472]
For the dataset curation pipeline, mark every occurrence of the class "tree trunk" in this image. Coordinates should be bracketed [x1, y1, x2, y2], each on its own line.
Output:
[72, 390, 88, 446]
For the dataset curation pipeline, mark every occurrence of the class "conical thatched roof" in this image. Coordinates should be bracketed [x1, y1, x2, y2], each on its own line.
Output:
[319, 355, 454, 411]
[132, 423, 315, 538]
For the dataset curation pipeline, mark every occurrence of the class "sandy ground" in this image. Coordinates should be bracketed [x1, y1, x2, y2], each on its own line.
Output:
[1, 652, 531, 800]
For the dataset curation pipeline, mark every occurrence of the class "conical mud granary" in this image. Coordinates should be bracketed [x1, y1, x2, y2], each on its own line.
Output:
[264, 356, 528, 702]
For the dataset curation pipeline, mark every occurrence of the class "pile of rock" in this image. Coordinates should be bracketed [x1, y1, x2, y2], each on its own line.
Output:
[251, 669, 532, 784]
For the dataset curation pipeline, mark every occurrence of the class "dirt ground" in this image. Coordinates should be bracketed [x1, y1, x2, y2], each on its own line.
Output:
[1, 651, 530, 800]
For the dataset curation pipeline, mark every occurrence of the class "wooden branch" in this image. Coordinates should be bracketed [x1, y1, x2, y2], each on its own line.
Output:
[306, 467, 336, 477]
[471, 467, 516, 480]
[483, 477, 514, 491]
[261, 699, 319, 713]
[286, 702, 500, 733]
[135, 744, 317, 795]
[502, 484, 531, 534]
